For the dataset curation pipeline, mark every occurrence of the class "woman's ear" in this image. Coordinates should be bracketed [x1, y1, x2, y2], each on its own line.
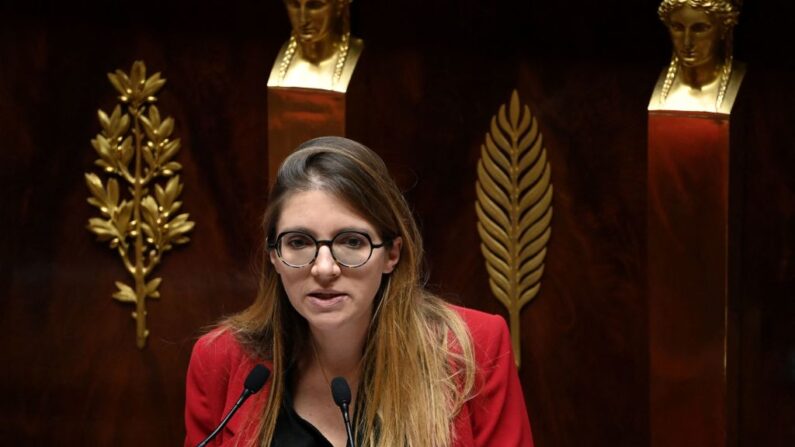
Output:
[269, 247, 280, 269]
[382, 237, 402, 274]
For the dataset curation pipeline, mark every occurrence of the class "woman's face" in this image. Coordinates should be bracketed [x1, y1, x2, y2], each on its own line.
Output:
[285, 0, 337, 44]
[270, 189, 401, 335]
[667, 5, 722, 68]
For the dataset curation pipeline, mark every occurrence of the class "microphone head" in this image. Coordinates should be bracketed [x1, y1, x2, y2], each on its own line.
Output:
[244, 364, 270, 393]
[330, 376, 352, 407]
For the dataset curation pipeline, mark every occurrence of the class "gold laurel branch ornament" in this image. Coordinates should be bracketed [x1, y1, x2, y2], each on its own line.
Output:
[85, 61, 194, 348]
[475, 90, 553, 368]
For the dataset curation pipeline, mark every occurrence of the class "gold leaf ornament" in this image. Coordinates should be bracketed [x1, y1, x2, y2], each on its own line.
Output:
[475, 90, 553, 367]
[85, 61, 193, 348]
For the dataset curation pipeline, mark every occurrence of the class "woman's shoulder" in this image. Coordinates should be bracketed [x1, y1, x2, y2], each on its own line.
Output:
[447, 304, 509, 339]
[192, 327, 243, 356]
[189, 327, 260, 375]
[185, 328, 270, 446]
[186, 328, 270, 404]
[446, 305, 534, 446]
[445, 303, 514, 366]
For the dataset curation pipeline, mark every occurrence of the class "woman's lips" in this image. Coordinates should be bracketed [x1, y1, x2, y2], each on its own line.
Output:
[309, 292, 344, 300]
[307, 292, 347, 308]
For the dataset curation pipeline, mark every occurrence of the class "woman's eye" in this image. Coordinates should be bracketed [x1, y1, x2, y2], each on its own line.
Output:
[338, 234, 366, 248]
[285, 236, 312, 249]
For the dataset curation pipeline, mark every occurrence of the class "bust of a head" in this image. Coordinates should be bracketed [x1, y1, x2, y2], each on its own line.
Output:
[655, 0, 742, 111]
[285, 0, 350, 61]
[268, 0, 363, 92]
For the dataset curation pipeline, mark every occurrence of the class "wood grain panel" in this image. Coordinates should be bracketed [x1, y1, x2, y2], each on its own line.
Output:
[0, 1, 793, 446]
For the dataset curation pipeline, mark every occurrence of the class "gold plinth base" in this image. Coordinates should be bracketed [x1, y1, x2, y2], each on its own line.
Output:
[648, 111, 738, 447]
[267, 87, 346, 185]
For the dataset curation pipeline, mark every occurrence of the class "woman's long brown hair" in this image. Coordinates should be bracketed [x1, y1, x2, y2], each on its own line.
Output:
[221, 137, 476, 446]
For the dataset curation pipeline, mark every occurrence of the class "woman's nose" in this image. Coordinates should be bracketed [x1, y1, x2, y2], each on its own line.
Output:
[311, 246, 341, 278]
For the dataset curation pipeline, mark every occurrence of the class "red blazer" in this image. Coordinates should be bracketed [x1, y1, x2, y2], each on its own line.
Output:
[184, 305, 534, 446]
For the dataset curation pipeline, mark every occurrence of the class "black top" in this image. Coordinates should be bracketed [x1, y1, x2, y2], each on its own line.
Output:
[272, 382, 334, 447]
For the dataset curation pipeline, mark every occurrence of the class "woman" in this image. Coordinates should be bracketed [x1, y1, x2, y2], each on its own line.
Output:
[651, 0, 744, 113]
[184, 137, 534, 446]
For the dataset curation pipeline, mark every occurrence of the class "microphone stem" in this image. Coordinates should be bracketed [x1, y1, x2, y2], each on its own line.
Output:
[196, 390, 251, 447]
[341, 402, 355, 447]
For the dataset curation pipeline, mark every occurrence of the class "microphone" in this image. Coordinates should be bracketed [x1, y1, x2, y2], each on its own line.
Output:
[330, 376, 355, 447]
[197, 364, 270, 447]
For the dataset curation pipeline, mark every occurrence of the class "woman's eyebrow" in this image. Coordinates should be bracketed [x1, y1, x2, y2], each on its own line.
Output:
[278, 226, 315, 236]
[336, 226, 373, 234]
[277, 226, 373, 236]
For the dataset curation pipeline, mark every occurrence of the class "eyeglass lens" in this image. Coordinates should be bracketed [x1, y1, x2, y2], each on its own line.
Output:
[278, 231, 373, 267]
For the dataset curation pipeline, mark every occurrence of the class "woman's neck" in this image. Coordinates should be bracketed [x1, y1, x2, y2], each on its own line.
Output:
[309, 322, 367, 379]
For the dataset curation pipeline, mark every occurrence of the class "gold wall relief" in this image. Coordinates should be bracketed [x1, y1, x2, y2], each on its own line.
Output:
[476, 90, 553, 368]
[85, 61, 194, 348]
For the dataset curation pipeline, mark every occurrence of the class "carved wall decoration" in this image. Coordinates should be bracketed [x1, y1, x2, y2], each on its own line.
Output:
[85, 61, 194, 348]
[475, 90, 553, 367]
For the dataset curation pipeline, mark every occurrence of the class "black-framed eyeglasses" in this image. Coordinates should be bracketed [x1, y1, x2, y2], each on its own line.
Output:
[268, 231, 388, 268]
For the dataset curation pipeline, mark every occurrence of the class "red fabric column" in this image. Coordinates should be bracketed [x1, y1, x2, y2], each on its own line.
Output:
[267, 87, 346, 185]
[648, 111, 738, 447]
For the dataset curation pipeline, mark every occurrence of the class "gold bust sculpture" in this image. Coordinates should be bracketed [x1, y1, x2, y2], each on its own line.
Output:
[267, 0, 364, 93]
[649, 0, 745, 113]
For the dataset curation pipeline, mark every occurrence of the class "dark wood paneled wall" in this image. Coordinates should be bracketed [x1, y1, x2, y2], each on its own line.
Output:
[1, 1, 793, 445]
